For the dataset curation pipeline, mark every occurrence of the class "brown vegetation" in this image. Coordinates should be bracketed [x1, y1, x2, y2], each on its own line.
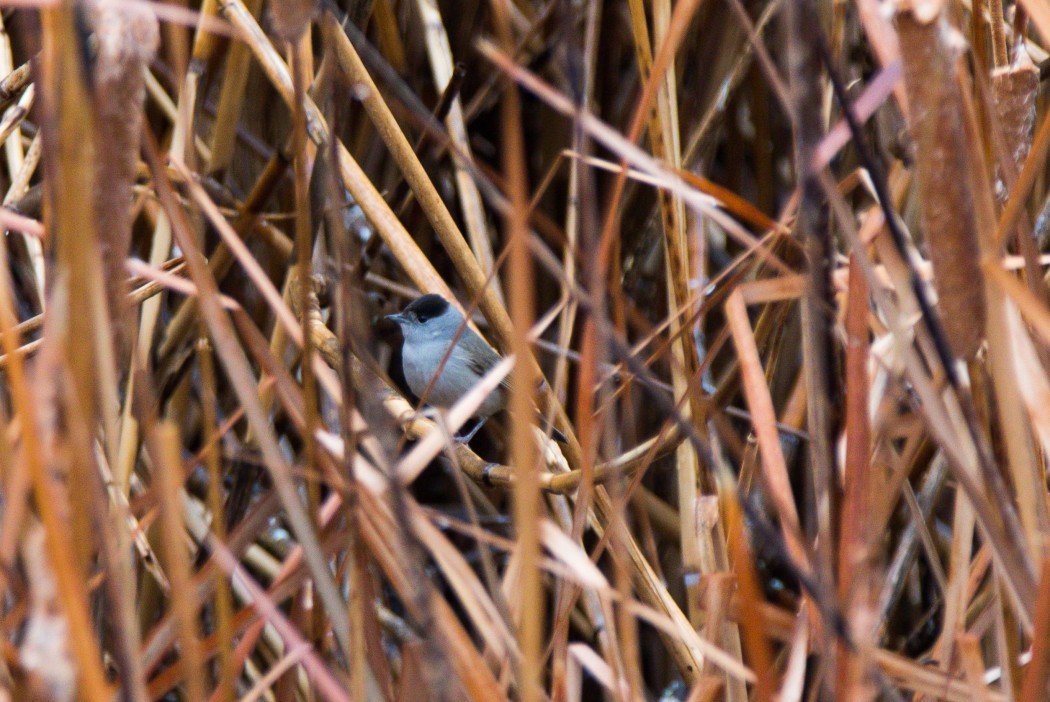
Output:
[0, 0, 1047, 700]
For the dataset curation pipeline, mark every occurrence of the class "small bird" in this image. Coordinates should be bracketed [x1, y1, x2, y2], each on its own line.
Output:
[385, 294, 561, 443]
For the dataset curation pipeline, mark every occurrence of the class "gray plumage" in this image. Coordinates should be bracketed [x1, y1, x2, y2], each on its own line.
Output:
[387, 294, 566, 443]
[386, 295, 507, 434]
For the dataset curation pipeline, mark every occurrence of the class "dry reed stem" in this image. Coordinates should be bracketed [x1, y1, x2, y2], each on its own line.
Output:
[718, 465, 775, 702]
[477, 38, 792, 276]
[145, 136, 358, 665]
[33, 4, 123, 699]
[961, 69, 1050, 568]
[150, 422, 206, 702]
[156, 152, 289, 363]
[626, 0, 705, 650]
[785, 5, 839, 687]
[205, 0, 262, 172]
[322, 15, 480, 300]
[484, 3, 545, 701]
[837, 254, 875, 700]
[205, 537, 352, 701]
[726, 290, 809, 570]
[415, 0, 504, 307]
[1018, 0, 1050, 43]
[321, 25, 582, 457]
[825, 167, 1040, 623]
[4, 1, 1050, 699]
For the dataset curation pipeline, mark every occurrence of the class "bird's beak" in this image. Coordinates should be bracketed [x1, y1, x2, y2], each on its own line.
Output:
[385, 313, 405, 325]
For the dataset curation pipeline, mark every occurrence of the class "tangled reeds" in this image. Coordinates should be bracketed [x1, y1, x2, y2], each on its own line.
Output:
[0, 0, 1049, 700]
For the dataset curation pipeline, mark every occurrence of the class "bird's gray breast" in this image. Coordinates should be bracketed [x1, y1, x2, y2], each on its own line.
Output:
[400, 336, 504, 417]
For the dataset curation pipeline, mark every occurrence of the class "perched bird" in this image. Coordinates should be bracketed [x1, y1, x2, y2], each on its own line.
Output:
[385, 294, 562, 443]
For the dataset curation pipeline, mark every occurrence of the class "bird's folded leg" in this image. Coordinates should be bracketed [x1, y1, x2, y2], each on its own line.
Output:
[455, 417, 488, 443]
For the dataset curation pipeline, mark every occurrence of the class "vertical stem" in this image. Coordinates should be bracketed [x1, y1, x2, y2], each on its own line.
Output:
[720, 468, 775, 702]
[199, 335, 235, 701]
[1020, 559, 1050, 699]
[784, 0, 837, 693]
[289, 30, 321, 671]
[837, 256, 873, 700]
[487, 1, 541, 699]
[988, 0, 1009, 68]
[33, 4, 117, 699]
[151, 422, 206, 702]
[322, 72, 375, 697]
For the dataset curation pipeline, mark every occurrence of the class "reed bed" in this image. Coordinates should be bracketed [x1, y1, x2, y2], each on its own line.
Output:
[0, 0, 1048, 699]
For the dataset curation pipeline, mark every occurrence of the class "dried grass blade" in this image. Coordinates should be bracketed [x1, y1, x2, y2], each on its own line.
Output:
[725, 290, 809, 569]
[206, 537, 350, 702]
[414, 0, 503, 304]
[148, 422, 206, 702]
[206, 0, 263, 172]
[1019, 559, 1050, 699]
[143, 132, 356, 669]
[477, 38, 791, 277]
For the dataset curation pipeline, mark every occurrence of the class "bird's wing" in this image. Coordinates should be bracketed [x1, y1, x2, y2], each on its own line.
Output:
[457, 337, 513, 392]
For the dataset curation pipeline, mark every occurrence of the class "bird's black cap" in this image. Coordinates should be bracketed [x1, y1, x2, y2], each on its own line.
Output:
[402, 294, 451, 322]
